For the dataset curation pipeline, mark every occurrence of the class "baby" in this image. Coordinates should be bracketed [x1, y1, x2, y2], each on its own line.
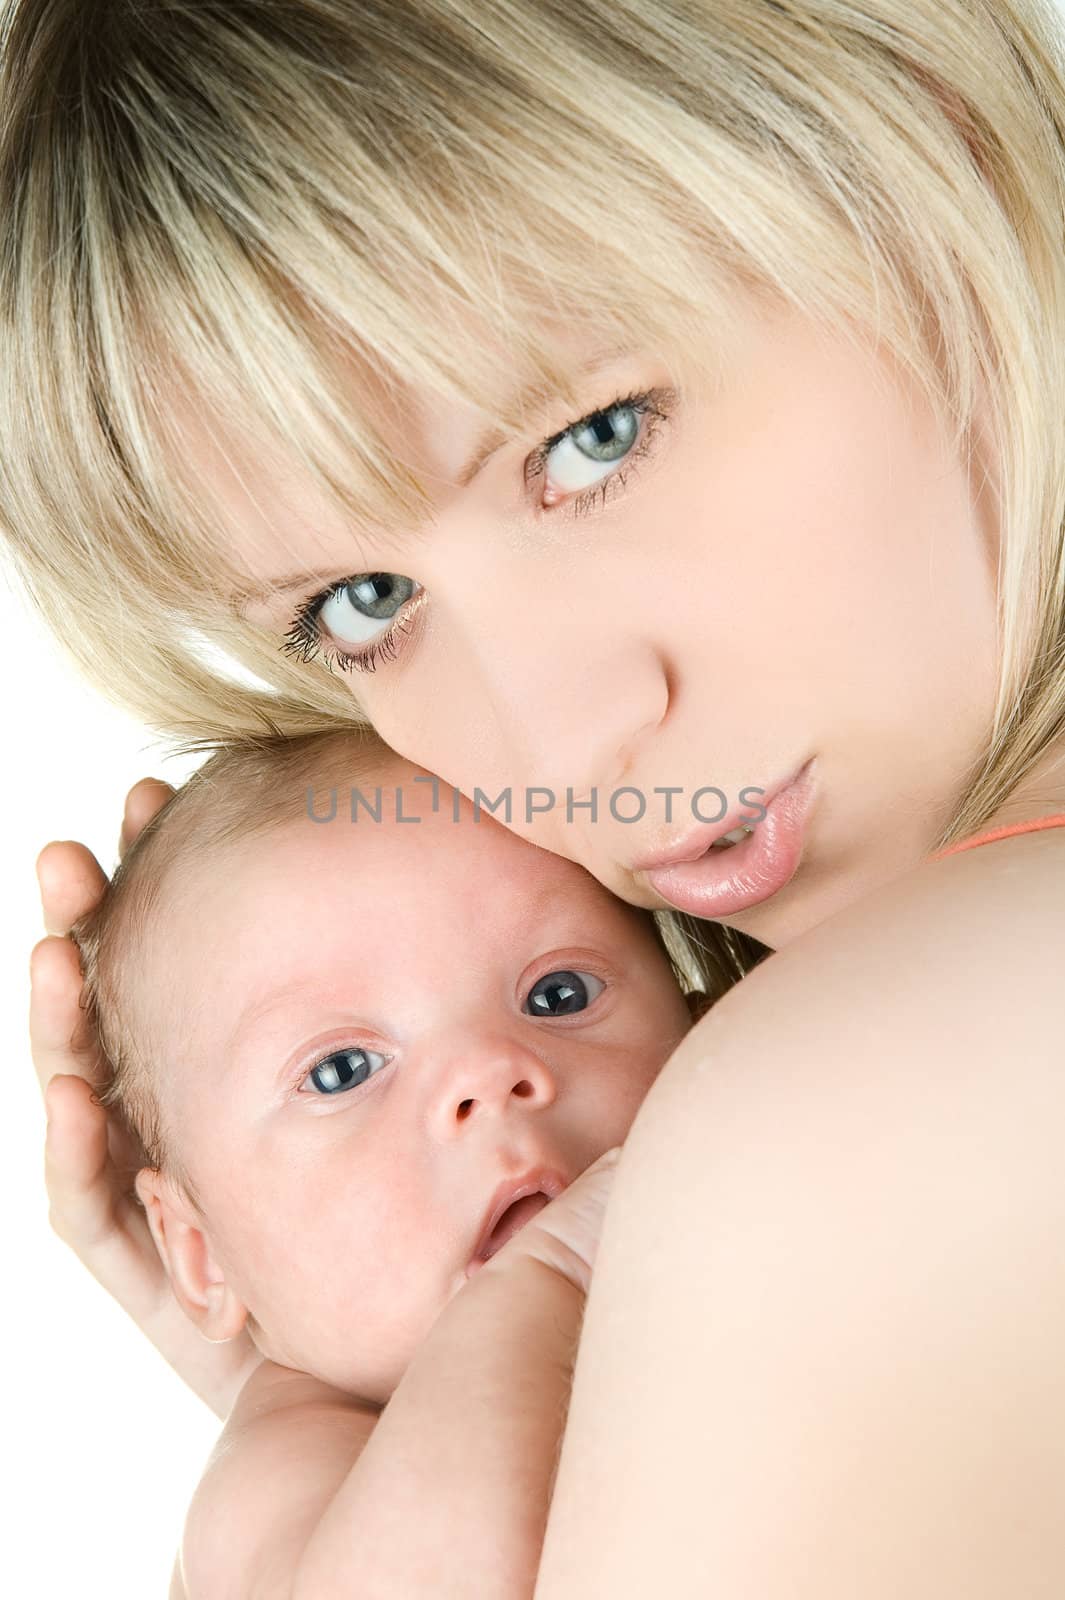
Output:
[72, 726, 709, 1599]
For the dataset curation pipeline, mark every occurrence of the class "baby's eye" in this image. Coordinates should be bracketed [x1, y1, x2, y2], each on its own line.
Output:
[301, 1046, 389, 1096]
[523, 970, 605, 1017]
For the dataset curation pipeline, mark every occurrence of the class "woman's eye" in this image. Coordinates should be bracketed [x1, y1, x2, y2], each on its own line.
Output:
[300, 1046, 389, 1097]
[543, 403, 640, 495]
[529, 389, 670, 511]
[316, 573, 419, 649]
[280, 387, 673, 676]
[282, 571, 422, 676]
[523, 969, 605, 1017]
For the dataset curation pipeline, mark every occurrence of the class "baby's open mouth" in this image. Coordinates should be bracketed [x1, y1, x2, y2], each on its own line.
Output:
[479, 1192, 551, 1262]
[467, 1169, 566, 1278]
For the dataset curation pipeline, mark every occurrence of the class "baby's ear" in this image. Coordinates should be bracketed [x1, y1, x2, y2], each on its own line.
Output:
[683, 989, 713, 1025]
[134, 1166, 248, 1345]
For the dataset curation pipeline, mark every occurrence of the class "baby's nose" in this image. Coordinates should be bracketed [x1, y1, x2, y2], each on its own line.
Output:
[429, 1036, 558, 1138]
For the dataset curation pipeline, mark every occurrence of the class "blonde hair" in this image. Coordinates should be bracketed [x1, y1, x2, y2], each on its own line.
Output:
[70, 723, 706, 1203]
[3, 0, 1064, 997]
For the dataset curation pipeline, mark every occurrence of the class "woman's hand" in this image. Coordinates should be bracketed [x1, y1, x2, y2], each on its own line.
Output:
[31, 778, 262, 1421]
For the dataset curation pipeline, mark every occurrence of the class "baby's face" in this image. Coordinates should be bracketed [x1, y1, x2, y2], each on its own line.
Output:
[149, 760, 694, 1404]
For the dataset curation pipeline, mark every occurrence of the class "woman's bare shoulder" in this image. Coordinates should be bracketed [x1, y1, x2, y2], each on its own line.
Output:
[624, 828, 1065, 1338]
[592, 835, 1065, 1600]
[662, 827, 1064, 1107]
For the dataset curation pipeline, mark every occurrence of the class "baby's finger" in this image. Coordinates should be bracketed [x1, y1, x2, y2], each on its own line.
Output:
[35, 839, 108, 937]
[119, 777, 174, 858]
[29, 935, 103, 1098]
[43, 1073, 116, 1252]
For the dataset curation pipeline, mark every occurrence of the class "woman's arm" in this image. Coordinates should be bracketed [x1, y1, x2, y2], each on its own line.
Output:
[183, 1155, 617, 1600]
[32, 782, 261, 1420]
[534, 839, 1065, 1598]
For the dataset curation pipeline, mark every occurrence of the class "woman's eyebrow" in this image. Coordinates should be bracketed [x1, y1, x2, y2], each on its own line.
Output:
[230, 346, 637, 611]
[457, 344, 633, 488]
[231, 568, 355, 613]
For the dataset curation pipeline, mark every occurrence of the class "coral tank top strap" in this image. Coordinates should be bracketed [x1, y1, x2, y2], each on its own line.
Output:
[930, 813, 1065, 860]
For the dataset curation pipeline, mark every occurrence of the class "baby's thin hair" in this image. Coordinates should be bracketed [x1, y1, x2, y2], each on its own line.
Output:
[4, 0, 1065, 999]
[71, 724, 406, 1208]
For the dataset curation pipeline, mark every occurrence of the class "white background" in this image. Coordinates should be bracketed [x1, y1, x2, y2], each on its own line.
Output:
[1, 563, 218, 1598]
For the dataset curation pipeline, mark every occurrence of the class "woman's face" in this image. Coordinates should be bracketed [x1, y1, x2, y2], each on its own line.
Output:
[182, 298, 1001, 948]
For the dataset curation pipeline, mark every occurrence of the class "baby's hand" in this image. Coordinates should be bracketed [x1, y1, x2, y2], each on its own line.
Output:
[481, 1147, 622, 1296]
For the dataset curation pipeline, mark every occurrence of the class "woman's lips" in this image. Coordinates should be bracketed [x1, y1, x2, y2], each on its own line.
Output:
[638, 759, 817, 918]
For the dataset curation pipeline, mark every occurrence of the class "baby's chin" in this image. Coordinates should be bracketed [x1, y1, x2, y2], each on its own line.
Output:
[251, 1318, 408, 1410]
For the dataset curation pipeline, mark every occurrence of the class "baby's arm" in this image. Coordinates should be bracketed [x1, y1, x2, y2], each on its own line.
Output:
[176, 1361, 380, 1599]
[180, 1153, 616, 1600]
[179, 1262, 582, 1600]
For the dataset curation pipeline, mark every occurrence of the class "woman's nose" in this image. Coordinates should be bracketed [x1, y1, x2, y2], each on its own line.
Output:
[441, 587, 670, 801]
[511, 650, 668, 802]
[427, 1035, 559, 1140]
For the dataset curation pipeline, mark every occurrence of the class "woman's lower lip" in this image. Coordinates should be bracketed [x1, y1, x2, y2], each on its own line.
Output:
[642, 760, 816, 918]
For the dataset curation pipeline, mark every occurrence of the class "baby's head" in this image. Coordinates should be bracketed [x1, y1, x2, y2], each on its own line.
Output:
[74, 728, 704, 1406]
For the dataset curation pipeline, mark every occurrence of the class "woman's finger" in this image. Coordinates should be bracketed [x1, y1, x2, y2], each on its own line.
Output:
[28, 934, 103, 1097]
[43, 1072, 117, 1252]
[43, 1074, 167, 1317]
[35, 839, 108, 938]
[119, 777, 174, 858]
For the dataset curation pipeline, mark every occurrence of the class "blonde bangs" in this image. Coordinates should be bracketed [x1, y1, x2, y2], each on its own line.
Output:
[0, 0, 1062, 839]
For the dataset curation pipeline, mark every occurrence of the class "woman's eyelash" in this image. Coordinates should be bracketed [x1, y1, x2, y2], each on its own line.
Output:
[281, 594, 416, 677]
[280, 385, 673, 675]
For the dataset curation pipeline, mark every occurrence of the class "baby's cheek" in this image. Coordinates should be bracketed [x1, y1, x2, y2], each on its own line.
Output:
[613, 1010, 697, 1127]
[315, 1276, 438, 1407]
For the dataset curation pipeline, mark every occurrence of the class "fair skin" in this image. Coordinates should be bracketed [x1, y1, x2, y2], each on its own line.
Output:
[131, 762, 696, 1597]
[171, 1226, 611, 1600]
[133, 759, 692, 1405]
[171, 293, 1013, 946]
[32, 290, 1065, 1594]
